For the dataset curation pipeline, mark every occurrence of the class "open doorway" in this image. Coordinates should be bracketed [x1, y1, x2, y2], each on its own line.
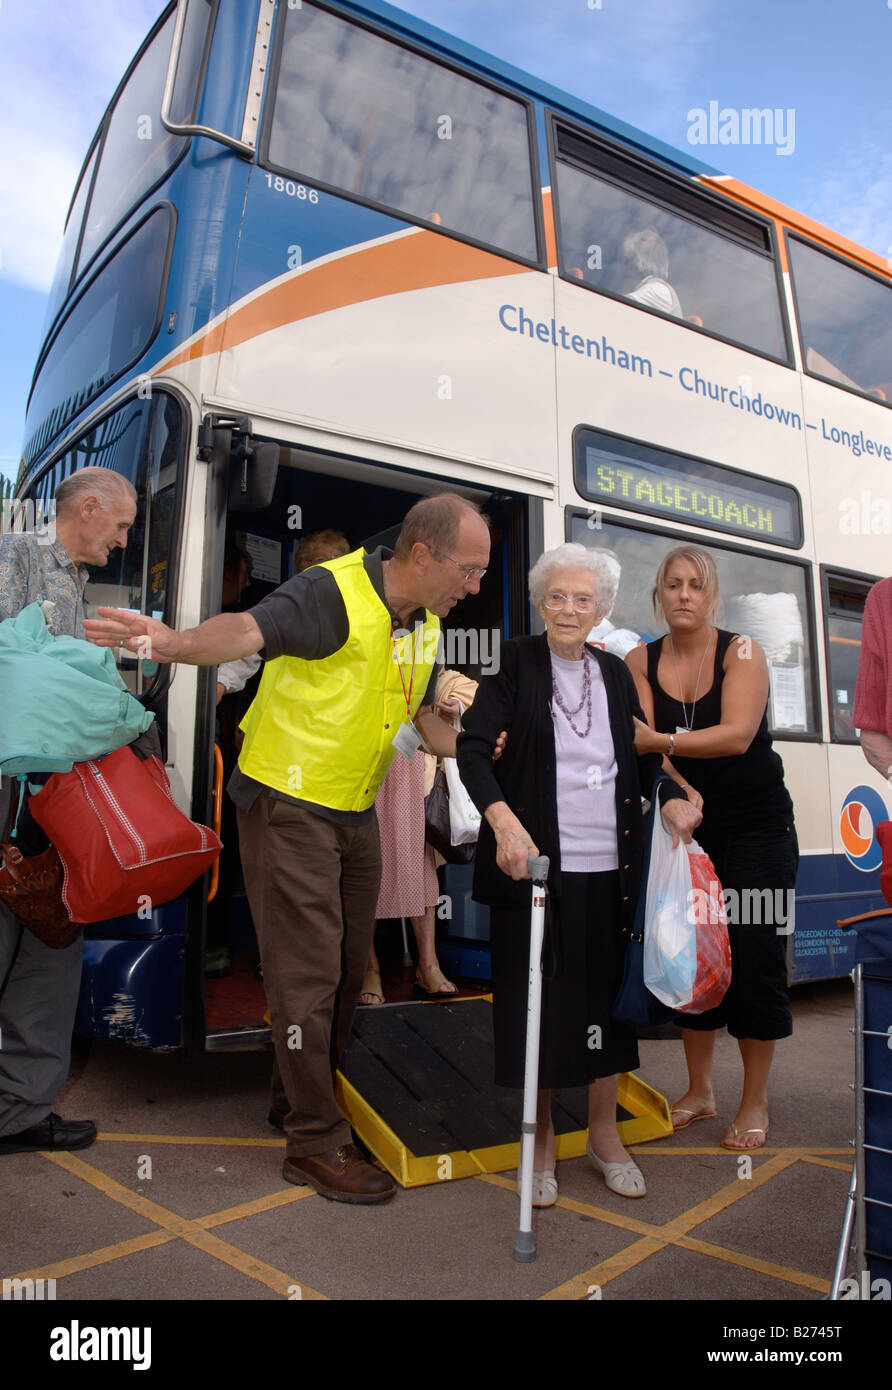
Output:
[203, 443, 531, 1044]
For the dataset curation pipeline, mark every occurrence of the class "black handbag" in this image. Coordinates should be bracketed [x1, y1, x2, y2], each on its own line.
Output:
[611, 777, 675, 1029]
[424, 767, 475, 865]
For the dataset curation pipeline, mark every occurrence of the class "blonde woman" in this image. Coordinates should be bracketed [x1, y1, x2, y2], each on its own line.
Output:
[626, 546, 798, 1151]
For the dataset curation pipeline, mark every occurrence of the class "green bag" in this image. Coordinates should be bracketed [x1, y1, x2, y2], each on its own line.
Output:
[0, 601, 154, 776]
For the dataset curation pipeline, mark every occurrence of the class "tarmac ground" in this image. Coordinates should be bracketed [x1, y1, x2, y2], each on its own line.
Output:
[1, 975, 885, 1372]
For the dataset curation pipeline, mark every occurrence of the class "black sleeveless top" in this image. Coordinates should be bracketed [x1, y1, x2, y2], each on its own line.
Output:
[646, 629, 793, 833]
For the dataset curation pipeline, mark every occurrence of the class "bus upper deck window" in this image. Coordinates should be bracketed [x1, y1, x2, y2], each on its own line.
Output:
[265, 2, 538, 263]
[790, 237, 892, 404]
[553, 130, 786, 361]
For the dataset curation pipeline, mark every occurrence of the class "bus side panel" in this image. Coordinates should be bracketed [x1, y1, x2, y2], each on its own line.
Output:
[75, 901, 186, 1049]
[801, 376, 892, 578]
[552, 277, 811, 494]
[204, 172, 560, 476]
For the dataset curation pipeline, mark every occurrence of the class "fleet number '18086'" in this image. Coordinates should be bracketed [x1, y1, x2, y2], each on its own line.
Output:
[265, 174, 319, 202]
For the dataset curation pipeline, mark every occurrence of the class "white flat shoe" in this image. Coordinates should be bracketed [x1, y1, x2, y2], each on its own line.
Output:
[586, 1139, 646, 1198]
[516, 1163, 558, 1207]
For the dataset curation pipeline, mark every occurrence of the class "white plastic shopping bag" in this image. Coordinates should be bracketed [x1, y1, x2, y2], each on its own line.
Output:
[442, 703, 481, 846]
[642, 810, 697, 1009]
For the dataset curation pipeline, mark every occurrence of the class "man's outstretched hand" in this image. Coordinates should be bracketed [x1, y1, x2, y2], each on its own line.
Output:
[83, 609, 183, 663]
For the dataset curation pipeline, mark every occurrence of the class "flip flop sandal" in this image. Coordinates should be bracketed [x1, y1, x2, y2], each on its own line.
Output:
[721, 1125, 768, 1151]
[671, 1106, 717, 1131]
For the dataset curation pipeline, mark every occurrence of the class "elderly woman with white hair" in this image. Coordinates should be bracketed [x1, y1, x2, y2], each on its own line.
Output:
[622, 228, 683, 318]
[457, 543, 700, 1204]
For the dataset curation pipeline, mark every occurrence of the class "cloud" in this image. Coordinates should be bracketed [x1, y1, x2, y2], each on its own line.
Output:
[0, 0, 166, 291]
[398, 0, 717, 128]
[802, 145, 892, 262]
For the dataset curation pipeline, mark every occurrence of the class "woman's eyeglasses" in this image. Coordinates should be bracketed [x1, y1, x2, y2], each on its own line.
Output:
[542, 593, 597, 613]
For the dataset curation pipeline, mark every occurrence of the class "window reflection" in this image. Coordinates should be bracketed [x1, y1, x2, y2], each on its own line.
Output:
[269, 3, 537, 261]
[568, 515, 815, 736]
[26, 209, 172, 469]
[77, 15, 182, 276]
[38, 395, 182, 697]
[790, 239, 892, 404]
[824, 578, 869, 742]
[555, 160, 786, 358]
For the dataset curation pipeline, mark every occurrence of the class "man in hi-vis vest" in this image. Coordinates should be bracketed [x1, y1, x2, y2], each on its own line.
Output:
[85, 494, 491, 1203]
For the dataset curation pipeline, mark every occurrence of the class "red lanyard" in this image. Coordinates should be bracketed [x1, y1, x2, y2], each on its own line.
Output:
[390, 625, 418, 720]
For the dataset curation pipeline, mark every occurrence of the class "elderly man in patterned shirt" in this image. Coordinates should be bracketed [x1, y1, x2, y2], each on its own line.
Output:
[0, 466, 137, 1155]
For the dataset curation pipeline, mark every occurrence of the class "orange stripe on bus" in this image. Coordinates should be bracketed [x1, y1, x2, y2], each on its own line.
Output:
[160, 231, 529, 371]
[542, 188, 558, 269]
[697, 175, 892, 280]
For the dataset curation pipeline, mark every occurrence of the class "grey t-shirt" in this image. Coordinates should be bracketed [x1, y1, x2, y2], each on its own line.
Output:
[227, 547, 439, 825]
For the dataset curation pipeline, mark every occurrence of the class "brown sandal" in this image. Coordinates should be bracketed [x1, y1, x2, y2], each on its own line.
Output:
[414, 964, 458, 998]
[358, 969, 384, 1006]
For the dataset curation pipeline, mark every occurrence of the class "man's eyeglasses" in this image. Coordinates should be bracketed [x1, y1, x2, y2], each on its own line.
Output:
[431, 550, 488, 582]
[542, 592, 597, 613]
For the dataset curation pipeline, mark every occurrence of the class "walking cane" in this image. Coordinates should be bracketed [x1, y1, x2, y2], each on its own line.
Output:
[513, 853, 551, 1262]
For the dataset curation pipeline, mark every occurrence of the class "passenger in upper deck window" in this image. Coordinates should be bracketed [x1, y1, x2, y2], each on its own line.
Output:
[622, 228, 683, 319]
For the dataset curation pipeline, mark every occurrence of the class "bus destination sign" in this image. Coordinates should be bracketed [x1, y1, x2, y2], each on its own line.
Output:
[576, 430, 801, 548]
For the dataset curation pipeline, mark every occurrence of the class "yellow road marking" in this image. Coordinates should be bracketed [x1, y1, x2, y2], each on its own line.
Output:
[630, 1145, 852, 1156]
[40, 1151, 328, 1300]
[799, 1154, 853, 1173]
[477, 1172, 662, 1240]
[4, 1231, 177, 1285]
[533, 1151, 815, 1300]
[659, 1152, 799, 1236]
[8, 1139, 846, 1303]
[196, 1187, 315, 1229]
[677, 1234, 830, 1293]
[95, 1133, 284, 1147]
[542, 1238, 668, 1300]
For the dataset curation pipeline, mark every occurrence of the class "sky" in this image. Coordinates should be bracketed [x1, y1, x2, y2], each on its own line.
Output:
[1, 0, 890, 485]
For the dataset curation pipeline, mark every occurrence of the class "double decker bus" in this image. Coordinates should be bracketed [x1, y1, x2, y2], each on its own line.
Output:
[14, 0, 892, 1050]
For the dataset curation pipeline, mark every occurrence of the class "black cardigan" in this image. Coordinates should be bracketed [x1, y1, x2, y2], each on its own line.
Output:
[456, 633, 686, 926]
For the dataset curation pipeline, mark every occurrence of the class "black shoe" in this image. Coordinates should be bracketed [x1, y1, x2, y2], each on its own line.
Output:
[0, 1113, 97, 1155]
[268, 1109, 286, 1132]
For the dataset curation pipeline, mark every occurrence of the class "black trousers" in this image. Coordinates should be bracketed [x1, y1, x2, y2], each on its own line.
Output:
[490, 870, 640, 1089]
[676, 822, 799, 1040]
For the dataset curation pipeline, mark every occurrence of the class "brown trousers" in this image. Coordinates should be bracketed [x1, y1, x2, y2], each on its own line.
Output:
[237, 794, 380, 1157]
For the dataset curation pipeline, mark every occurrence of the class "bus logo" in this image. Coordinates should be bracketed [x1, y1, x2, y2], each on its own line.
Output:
[839, 786, 888, 872]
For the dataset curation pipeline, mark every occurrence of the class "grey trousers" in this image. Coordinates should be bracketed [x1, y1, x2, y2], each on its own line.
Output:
[0, 898, 84, 1137]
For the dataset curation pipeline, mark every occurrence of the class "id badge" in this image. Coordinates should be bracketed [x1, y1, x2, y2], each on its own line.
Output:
[676, 725, 690, 735]
[392, 720, 423, 759]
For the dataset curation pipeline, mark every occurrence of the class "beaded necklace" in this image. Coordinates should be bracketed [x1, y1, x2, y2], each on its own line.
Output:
[551, 651, 593, 739]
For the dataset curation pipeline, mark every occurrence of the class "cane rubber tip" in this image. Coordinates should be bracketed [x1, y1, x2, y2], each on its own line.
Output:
[513, 1232, 536, 1262]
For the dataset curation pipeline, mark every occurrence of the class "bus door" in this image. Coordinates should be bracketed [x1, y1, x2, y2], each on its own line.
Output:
[199, 440, 536, 1046]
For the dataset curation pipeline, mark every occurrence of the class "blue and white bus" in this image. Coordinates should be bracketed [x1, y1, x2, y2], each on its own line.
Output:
[13, 0, 892, 1049]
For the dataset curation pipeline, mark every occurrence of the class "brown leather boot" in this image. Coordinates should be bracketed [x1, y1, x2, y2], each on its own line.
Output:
[282, 1143, 396, 1204]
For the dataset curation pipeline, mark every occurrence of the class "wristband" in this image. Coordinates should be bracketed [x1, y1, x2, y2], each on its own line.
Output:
[667, 733, 675, 756]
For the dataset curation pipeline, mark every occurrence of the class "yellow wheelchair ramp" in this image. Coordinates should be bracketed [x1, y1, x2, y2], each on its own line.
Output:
[336, 997, 671, 1188]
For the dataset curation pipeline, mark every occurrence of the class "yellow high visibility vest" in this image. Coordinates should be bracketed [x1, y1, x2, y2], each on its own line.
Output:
[238, 549, 440, 812]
